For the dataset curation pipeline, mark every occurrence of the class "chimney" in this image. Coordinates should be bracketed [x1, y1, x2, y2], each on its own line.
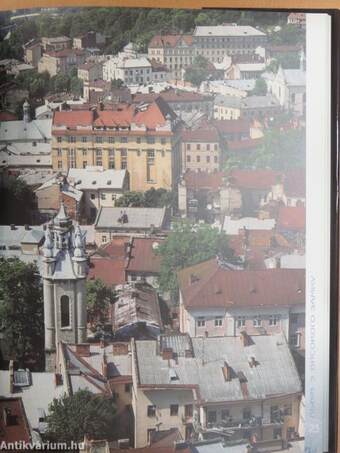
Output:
[162, 347, 173, 360]
[240, 331, 252, 347]
[112, 343, 129, 355]
[10, 224, 16, 230]
[24, 224, 30, 231]
[75, 343, 91, 357]
[54, 373, 63, 386]
[222, 361, 232, 382]
[9, 360, 14, 393]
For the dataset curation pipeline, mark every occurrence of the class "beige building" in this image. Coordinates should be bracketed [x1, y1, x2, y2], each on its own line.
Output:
[41, 36, 72, 52]
[77, 62, 103, 83]
[148, 34, 194, 79]
[181, 128, 221, 173]
[51, 98, 182, 192]
[131, 333, 302, 447]
[38, 49, 86, 76]
[24, 41, 42, 67]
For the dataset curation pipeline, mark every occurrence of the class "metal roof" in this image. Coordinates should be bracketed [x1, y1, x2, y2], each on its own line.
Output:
[0, 225, 44, 247]
[68, 167, 127, 190]
[95, 207, 166, 230]
[222, 217, 276, 235]
[194, 26, 266, 37]
[135, 333, 302, 403]
[0, 119, 52, 142]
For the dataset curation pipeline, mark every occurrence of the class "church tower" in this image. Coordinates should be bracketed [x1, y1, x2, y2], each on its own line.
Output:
[42, 203, 88, 371]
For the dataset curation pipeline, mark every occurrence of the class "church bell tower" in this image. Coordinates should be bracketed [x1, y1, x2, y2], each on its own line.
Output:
[42, 203, 88, 371]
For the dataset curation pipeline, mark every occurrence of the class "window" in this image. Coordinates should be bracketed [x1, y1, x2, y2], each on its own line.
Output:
[283, 403, 292, 416]
[187, 143, 191, 150]
[208, 411, 216, 424]
[273, 427, 282, 439]
[170, 404, 179, 416]
[83, 161, 87, 168]
[57, 149, 62, 157]
[185, 404, 193, 418]
[111, 194, 116, 201]
[187, 155, 191, 162]
[108, 136, 115, 143]
[125, 383, 131, 393]
[147, 137, 155, 144]
[58, 161, 62, 169]
[90, 193, 96, 200]
[290, 333, 301, 348]
[206, 156, 210, 163]
[214, 144, 218, 151]
[68, 136, 76, 143]
[237, 316, 246, 328]
[147, 150, 155, 158]
[95, 136, 103, 143]
[221, 409, 230, 420]
[269, 314, 280, 326]
[101, 193, 106, 200]
[102, 235, 107, 243]
[82, 136, 87, 143]
[215, 317, 223, 327]
[120, 137, 128, 143]
[60, 295, 70, 328]
[147, 405, 156, 417]
[214, 156, 218, 163]
[197, 317, 205, 327]
[197, 144, 201, 150]
[207, 144, 210, 151]
[57, 136, 62, 143]
[137, 137, 141, 144]
[82, 150, 87, 156]
[196, 155, 200, 163]
[161, 137, 166, 144]
[253, 316, 262, 327]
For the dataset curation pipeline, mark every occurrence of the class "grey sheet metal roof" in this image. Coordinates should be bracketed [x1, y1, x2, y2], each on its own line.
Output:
[135, 334, 302, 403]
[241, 95, 279, 109]
[194, 26, 266, 37]
[95, 207, 166, 230]
[68, 167, 127, 190]
[214, 95, 241, 109]
[0, 119, 52, 142]
[0, 225, 44, 247]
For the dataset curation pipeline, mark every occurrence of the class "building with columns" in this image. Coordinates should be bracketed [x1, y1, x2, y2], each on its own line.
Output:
[42, 203, 88, 371]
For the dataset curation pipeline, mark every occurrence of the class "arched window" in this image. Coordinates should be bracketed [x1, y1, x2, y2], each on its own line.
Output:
[60, 295, 70, 328]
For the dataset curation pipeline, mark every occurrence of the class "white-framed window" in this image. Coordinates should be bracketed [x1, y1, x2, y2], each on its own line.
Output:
[101, 193, 106, 200]
[197, 317, 205, 327]
[253, 316, 262, 327]
[269, 315, 281, 326]
[237, 316, 246, 328]
[215, 317, 223, 327]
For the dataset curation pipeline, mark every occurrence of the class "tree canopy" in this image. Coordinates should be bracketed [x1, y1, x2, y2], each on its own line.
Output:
[251, 78, 267, 96]
[0, 258, 43, 368]
[156, 221, 235, 297]
[115, 188, 176, 209]
[86, 279, 116, 325]
[47, 390, 117, 443]
[0, 176, 36, 225]
[184, 55, 212, 87]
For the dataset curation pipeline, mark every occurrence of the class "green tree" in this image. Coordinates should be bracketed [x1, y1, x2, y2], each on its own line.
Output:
[184, 55, 212, 87]
[47, 390, 117, 443]
[111, 78, 124, 89]
[115, 191, 145, 207]
[251, 78, 267, 96]
[0, 176, 35, 225]
[52, 73, 70, 93]
[156, 221, 235, 297]
[70, 76, 83, 97]
[86, 279, 116, 325]
[0, 258, 43, 367]
[144, 188, 176, 208]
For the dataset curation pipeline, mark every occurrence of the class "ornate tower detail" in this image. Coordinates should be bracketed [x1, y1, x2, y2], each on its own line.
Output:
[42, 203, 88, 371]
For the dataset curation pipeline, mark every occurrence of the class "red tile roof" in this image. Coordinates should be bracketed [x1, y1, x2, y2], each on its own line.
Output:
[53, 110, 93, 128]
[133, 89, 210, 104]
[46, 48, 85, 58]
[88, 236, 129, 286]
[125, 237, 164, 274]
[178, 258, 305, 309]
[278, 206, 305, 232]
[229, 169, 281, 190]
[182, 128, 220, 143]
[183, 170, 225, 191]
[149, 34, 193, 48]
[0, 397, 31, 443]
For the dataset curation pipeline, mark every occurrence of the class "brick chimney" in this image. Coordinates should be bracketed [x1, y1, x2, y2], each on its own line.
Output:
[248, 356, 257, 368]
[102, 351, 108, 378]
[222, 361, 232, 382]
[75, 343, 91, 357]
[9, 360, 14, 393]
